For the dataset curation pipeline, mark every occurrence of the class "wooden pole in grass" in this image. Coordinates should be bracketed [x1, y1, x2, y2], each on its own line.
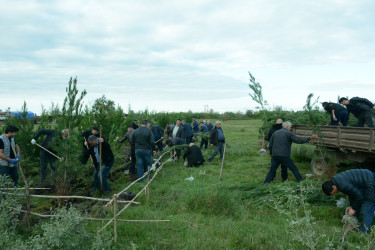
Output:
[99, 125, 103, 190]
[113, 194, 118, 243]
[219, 143, 226, 181]
[147, 165, 151, 201]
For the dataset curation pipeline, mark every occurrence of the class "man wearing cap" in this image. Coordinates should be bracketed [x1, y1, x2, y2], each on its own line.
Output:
[31, 128, 69, 182]
[339, 97, 375, 127]
[322, 102, 348, 126]
[0, 126, 21, 186]
[80, 126, 100, 164]
[132, 119, 139, 130]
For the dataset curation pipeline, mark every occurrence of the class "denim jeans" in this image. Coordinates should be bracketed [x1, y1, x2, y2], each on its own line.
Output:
[135, 149, 152, 180]
[208, 142, 224, 161]
[264, 156, 303, 183]
[0, 165, 19, 186]
[93, 159, 114, 191]
[40, 150, 56, 182]
[330, 110, 349, 126]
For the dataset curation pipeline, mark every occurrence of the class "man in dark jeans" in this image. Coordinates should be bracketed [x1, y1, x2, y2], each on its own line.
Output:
[339, 97, 375, 127]
[131, 120, 155, 181]
[264, 121, 318, 183]
[118, 125, 136, 180]
[322, 102, 348, 126]
[322, 169, 375, 233]
[86, 135, 114, 194]
[31, 129, 69, 182]
[207, 121, 225, 163]
[0, 126, 21, 186]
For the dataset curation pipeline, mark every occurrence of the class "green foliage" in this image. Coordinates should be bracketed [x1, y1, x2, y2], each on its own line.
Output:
[27, 206, 112, 249]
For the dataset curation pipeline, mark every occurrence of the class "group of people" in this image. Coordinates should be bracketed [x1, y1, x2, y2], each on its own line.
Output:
[0, 118, 226, 195]
[322, 96, 375, 127]
[263, 95, 375, 233]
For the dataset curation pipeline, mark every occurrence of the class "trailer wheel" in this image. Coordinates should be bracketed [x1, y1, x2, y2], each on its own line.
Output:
[310, 158, 329, 176]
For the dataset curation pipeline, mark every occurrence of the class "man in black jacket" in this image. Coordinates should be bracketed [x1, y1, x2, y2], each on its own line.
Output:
[80, 126, 100, 164]
[31, 129, 69, 182]
[150, 124, 164, 152]
[266, 119, 283, 141]
[207, 121, 225, 163]
[199, 121, 209, 149]
[322, 102, 349, 126]
[322, 169, 375, 232]
[183, 143, 205, 167]
[87, 135, 114, 193]
[339, 97, 375, 127]
[264, 121, 318, 183]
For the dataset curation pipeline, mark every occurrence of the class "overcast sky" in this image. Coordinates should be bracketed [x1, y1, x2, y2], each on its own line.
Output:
[1, 0, 374, 115]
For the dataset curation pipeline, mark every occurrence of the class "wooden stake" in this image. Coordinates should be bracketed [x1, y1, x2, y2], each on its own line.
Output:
[99, 125, 103, 190]
[113, 194, 118, 243]
[219, 143, 226, 181]
[26, 186, 30, 227]
[147, 166, 150, 201]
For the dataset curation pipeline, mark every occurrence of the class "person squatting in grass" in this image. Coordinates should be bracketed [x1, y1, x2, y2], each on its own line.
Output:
[263, 121, 318, 183]
[183, 143, 205, 167]
[31, 128, 69, 183]
[339, 97, 375, 128]
[86, 135, 115, 194]
[131, 119, 156, 181]
[322, 169, 375, 233]
[0, 125, 21, 186]
[322, 102, 349, 126]
[207, 120, 225, 163]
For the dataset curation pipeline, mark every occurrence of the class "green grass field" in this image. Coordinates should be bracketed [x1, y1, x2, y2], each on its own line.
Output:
[13, 119, 374, 249]
[68, 119, 372, 249]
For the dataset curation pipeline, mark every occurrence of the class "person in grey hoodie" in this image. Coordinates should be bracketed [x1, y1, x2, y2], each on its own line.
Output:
[264, 121, 318, 183]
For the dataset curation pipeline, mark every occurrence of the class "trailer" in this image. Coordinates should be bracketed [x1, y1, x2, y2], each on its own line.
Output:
[292, 125, 375, 176]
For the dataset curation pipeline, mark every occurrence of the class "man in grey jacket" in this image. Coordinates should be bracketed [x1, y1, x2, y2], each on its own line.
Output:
[0, 126, 21, 186]
[131, 120, 156, 181]
[264, 121, 318, 183]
